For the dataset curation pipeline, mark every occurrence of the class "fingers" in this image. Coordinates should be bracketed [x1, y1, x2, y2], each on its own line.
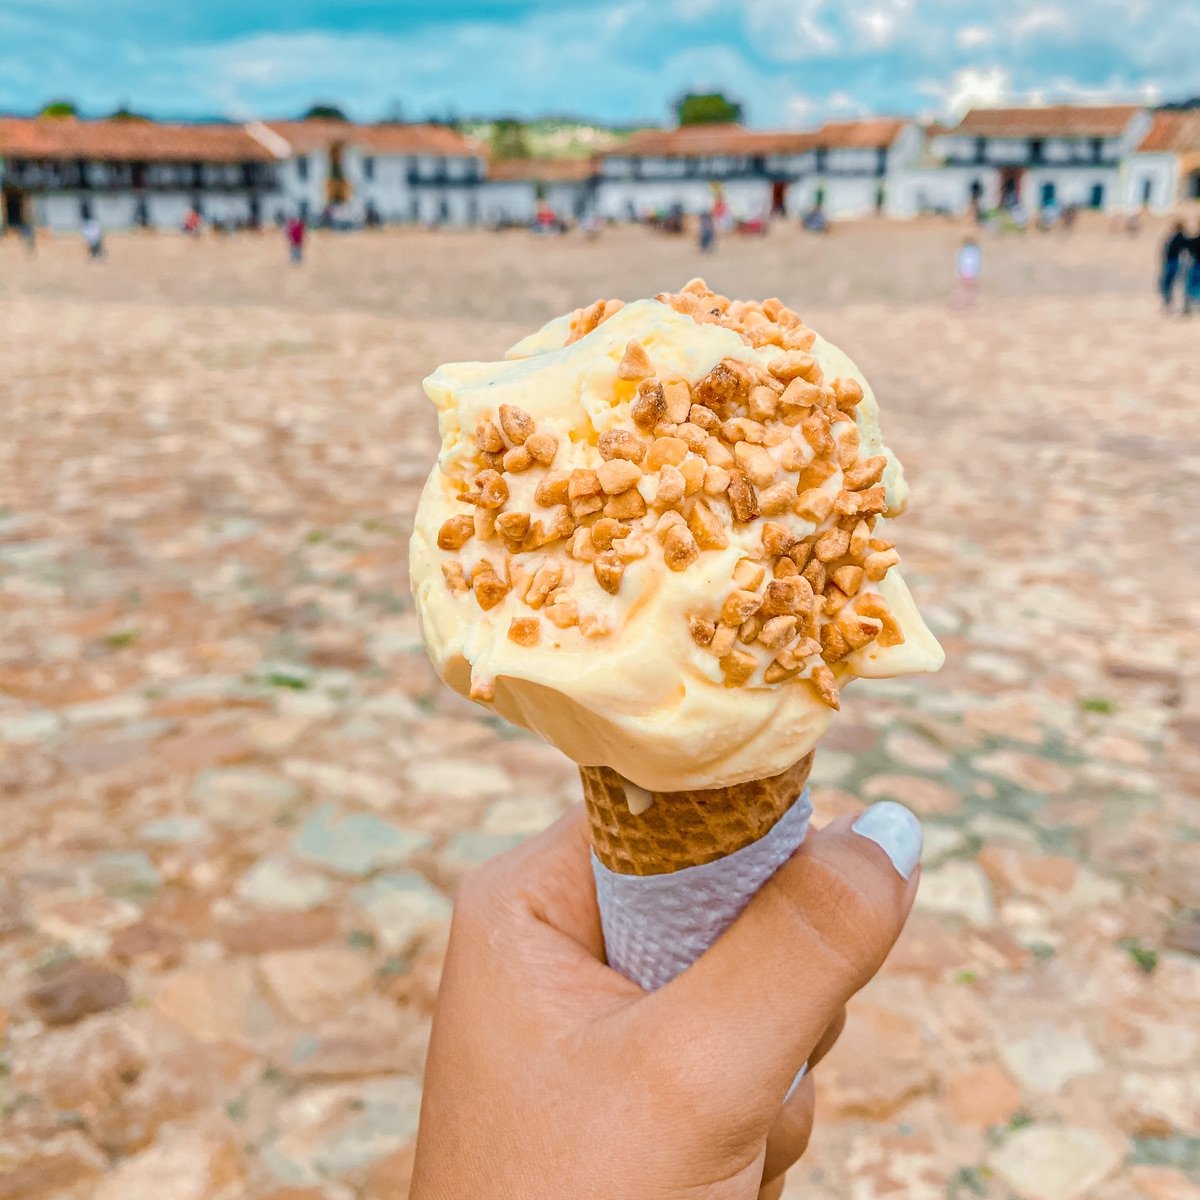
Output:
[761, 1071, 814, 1185]
[649, 802, 922, 1110]
[455, 803, 608, 961]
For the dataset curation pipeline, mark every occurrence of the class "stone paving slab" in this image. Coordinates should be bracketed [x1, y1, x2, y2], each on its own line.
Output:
[1, 223, 1198, 1199]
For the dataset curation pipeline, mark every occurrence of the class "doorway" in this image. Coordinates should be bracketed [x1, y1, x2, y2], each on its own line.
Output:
[2, 186, 26, 229]
[770, 180, 788, 216]
[999, 167, 1023, 209]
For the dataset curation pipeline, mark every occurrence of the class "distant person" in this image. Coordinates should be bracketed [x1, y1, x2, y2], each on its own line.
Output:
[581, 211, 602, 240]
[21, 222, 36, 254]
[698, 209, 715, 253]
[182, 207, 202, 236]
[82, 218, 104, 260]
[286, 215, 306, 265]
[1161, 221, 1189, 311]
[1184, 222, 1200, 316]
[954, 235, 982, 309]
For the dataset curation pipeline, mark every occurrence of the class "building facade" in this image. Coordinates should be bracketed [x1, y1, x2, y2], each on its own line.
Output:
[0, 117, 278, 232]
[1122, 111, 1200, 212]
[592, 119, 921, 222]
[932, 105, 1151, 214]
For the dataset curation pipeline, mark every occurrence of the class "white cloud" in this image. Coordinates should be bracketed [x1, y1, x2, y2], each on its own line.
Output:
[955, 25, 995, 50]
[1013, 6, 1073, 41]
[745, 0, 838, 61]
[782, 92, 817, 127]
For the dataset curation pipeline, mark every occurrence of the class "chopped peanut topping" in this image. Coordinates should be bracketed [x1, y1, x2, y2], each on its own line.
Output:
[472, 562, 510, 611]
[679, 455, 706, 494]
[603, 489, 647, 520]
[662, 380, 693, 423]
[476, 420, 505, 454]
[831, 564, 864, 596]
[703, 436, 734, 468]
[526, 432, 559, 465]
[759, 615, 799, 650]
[675, 422, 708, 452]
[844, 456, 886, 491]
[720, 649, 757, 688]
[495, 511, 531, 549]
[856, 487, 887, 518]
[727, 469, 759, 522]
[534, 471, 570, 506]
[618, 340, 654, 381]
[646, 436, 688, 470]
[474, 469, 509, 510]
[733, 442, 777, 488]
[864, 547, 901, 581]
[795, 488, 834, 522]
[499, 404, 534, 445]
[590, 518, 632, 552]
[760, 577, 812, 618]
[438, 515, 474, 551]
[593, 551, 625, 595]
[689, 616, 717, 646]
[632, 381, 667, 429]
[441, 561, 469, 596]
[757, 481, 794, 517]
[703, 465, 731, 496]
[503, 445, 533, 473]
[597, 459, 642, 495]
[688, 403, 721, 432]
[801, 410, 835, 457]
[733, 559, 766, 590]
[656, 463, 686, 506]
[569, 526, 596, 561]
[687, 499, 729, 550]
[508, 617, 540, 646]
[814, 527, 851, 562]
[780, 378, 821, 410]
[833, 378, 864, 411]
[721, 589, 763, 626]
[761, 522, 795, 556]
[810, 664, 840, 709]
[709, 624, 738, 658]
[544, 597, 579, 628]
[769, 351, 819, 383]
[598, 429, 646, 463]
[797, 459, 837, 491]
[662, 524, 700, 571]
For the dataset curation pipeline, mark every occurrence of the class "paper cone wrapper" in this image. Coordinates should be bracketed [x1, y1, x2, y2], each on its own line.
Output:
[581, 755, 815, 990]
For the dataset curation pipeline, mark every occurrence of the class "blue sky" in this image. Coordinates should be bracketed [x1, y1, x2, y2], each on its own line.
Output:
[2, 1, 1197, 126]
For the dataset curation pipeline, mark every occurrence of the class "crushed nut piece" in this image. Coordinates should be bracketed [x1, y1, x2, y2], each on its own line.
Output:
[702, 464, 731, 496]
[597, 459, 642, 495]
[709, 624, 738, 657]
[662, 524, 700, 571]
[524, 563, 562, 609]
[855, 591, 904, 646]
[593, 550, 625, 595]
[838, 612, 883, 650]
[864, 547, 901, 581]
[687, 499, 729, 550]
[733, 441, 777, 488]
[571, 494, 604, 520]
[535, 471, 570, 506]
[720, 648, 757, 688]
[618, 340, 654, 380]
[738, 614, 764, 644]
[611, 535, 647, 560]
[632, 381, 667, 429]
[721, 589, 764, 626]
[810, 664, 840, 709]
[656, 463, 686, 506]
[856, 486, 887, 517]
[590, 518, 632, 552]
[831, 564, 864, 595]
[508, 617, 540, 646]
[837, 427, 861, 469]
[569, 526, 596, 561]
[797, 459, 837, 492]
[834, 490, 861, 519]
[472, 562, 510, 610]
[568, 468, 601, 500]
[759, 615, 798, 649]
[768, 351, 820, 383]
[495, 510, 531, 548]
[773, 557, 799, 578]
[498, 404, 535, 445]
[675, 422, 708, 452]
[692, 360, 748, 415]
[662, 380, 693, 423]
[802, 557, 826, 594]
[604, 489, 647, 520]
[722, 417, 767, 445]
[850, 519, 871, 559]
[780, 378, 822, 410]
[476, 420, 505, 454]
[441, 561, 469, 596]
[688, 404, 721, 432]
[689, 616, 717, 646]
[532, 504, 575, 547]
[437, 515, 475, 551]
[834, 378, 864, 411]
[815, 527, 851, 562]
[646, 436, 688, 470]
[760, 577, 812, 617]
[598, 429, 647, 463]
[579, 612, 613, 639]
[758, 481, 794, 516]
[844, 456, 887, 491]
[679, 456, 706, 494]
[794, 488, 834, 522]
[801, 410, 835, 456]
[748, 385, 779, 421]
[525, 432, 558, 465]
[474, 469, 509, 510]
[504, 445, 534, 473]
[820, 622, 852, 662]
[654, 509, 686, 539]
[761, 521, 795, 556]
[544, 597, 579, 628]
[731, 559, 765, 590]
[727, 468, 759, 522]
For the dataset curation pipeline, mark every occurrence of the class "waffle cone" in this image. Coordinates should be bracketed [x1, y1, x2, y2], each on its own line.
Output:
[581, 753, 814, 876]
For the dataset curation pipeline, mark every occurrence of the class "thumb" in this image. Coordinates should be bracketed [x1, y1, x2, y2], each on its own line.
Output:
[646, 801, 922, 1111]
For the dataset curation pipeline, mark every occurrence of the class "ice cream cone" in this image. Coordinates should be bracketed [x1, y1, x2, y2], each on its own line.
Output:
[581, 753, 815, 876]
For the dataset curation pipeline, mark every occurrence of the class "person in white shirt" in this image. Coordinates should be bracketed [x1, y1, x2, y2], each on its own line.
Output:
[954, 235, 981, 309]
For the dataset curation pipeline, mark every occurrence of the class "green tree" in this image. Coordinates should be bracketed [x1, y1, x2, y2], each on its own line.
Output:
[109, 104, 148, 121]
[302, 103, 349, 121]
[39, 99, 78, 118]
[491, 118, 531, 160]
[674, 92, 743, 126]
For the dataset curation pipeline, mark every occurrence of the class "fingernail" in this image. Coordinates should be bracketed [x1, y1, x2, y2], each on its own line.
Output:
[852, 801, 922, 880]
[784, 1061, 808, 1102]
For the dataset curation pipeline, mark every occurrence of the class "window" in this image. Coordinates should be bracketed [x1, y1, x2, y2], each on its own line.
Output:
[1029, 138, 1044, 163]
[974, 136, 987, 163]
[1141, 178, 1154, 205]
[1089, 183, 1105, 210]
[1091, 138, 1104, 162]
[296, 154, 309, 182]
[1040, 180, 1056, 207]
[362, 156, 375, 181]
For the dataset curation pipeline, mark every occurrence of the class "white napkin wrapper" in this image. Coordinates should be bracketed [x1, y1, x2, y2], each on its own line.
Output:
[591, 788, 814, 990]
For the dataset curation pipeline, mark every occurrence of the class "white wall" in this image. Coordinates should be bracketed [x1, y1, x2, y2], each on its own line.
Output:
[596, 177, 772, 220]
[1122, 154, 1178, 213]
[888, 166, 997, 217]
[1023, 166, 1121, 210]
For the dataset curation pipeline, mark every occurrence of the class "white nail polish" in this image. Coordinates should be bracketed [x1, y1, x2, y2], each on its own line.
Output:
[784, 1061, 808, 1102]
[852, 801, 923, 880]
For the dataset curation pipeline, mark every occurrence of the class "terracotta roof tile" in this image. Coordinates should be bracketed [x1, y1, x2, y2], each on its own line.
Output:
[487, 157, 597, 182]
[617, 118, 905, 159]
[264, 121, 484, 157]
[0, 117, 274, 162]
[1137, 111, 1200, 154]
[956, 105, 1142, 139]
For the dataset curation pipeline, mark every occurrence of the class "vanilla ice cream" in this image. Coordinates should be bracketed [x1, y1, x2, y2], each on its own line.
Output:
[410, 283, 943, 791]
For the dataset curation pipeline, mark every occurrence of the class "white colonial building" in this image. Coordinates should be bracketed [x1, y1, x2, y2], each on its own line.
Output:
[259, 120, 488, 226]
[0, 116, 278, 232]
[932, 105, 1151, 214]
[1121, 110, 1200, 212]
[593, 119, 923, 222]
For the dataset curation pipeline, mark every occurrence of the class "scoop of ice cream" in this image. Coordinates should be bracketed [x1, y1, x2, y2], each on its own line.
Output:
[410, 282, 944, 791]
